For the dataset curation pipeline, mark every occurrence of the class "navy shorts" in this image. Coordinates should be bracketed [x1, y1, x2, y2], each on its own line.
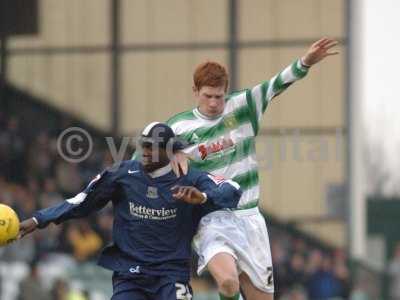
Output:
[111, 272, 193, 300]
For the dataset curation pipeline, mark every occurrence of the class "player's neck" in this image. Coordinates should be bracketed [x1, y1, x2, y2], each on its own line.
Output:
[195, 107, 222, 120]
[148, 163, 172, 178]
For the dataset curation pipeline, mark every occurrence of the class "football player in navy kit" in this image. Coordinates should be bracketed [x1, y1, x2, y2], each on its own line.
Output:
[19, 122, 242, 300]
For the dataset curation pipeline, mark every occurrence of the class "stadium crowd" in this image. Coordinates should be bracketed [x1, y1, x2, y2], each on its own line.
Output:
[0, 110, 374, 300]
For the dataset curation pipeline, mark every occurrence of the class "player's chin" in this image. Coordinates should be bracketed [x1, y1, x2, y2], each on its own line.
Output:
[142, 163, 159, 173]
[142, 164, 153, 172]
[207, 109, 223, 117]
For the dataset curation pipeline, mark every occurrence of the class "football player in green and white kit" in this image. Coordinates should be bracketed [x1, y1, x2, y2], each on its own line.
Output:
[138, 38, 338, 300]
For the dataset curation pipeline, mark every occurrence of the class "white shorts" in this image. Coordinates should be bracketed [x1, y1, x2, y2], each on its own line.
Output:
[193, 207, 274, 294]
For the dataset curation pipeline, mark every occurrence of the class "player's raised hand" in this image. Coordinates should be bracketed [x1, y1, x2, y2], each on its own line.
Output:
[301, 38, 339, 66]
[171, 186, 206, 204]
[170, 151, 189, 177]
[19, 218, 38, 238]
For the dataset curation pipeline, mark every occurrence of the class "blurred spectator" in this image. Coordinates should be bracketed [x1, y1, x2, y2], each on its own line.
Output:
[306, 254, 345, 300]
[39, 178, 63, 208]
[67, 291, 88, 300]
[13, 185, 37, 221]
[95, 210, 114, 243]
[27, 132, 54, 182]
[388, 242, 400, 300]
[350, 285, 370, 300]
[333, 249, 351, 299]
[0, 117, 26, 183]
[305, 249, 324, 276]
[0, 234, 36, 263]
[50, 279, 88, 300]
[349, 268, 377, 300]
[0, 176, 13, 206]
[280, 285, 308, 300]
[51, 278, 69, 300]
[292, 238, 308, 257]
[27, 177, 40, 199]
[55, 162, 83, 197]
[17, 261, 51, 300]
[66, 220, 103, 261]
[36, 223, 69, 257]
[286, 252, 306, 289]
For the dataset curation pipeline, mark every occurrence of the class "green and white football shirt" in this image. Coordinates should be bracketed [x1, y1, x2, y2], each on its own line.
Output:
[167, 59, 309, 209]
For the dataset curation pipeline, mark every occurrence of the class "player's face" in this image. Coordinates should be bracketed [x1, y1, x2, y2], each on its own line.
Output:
[194, 85, 226, 117]
[141, 143, 170, 173]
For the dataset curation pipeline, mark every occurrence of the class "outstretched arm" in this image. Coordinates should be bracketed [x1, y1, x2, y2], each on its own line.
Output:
[246, 38, 339, 127]
[301, 38, 339, 67]
[19, 170, 117, 238]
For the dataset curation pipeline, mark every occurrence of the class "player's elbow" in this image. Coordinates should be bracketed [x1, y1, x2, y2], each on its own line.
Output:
[227, 190, 242, 208]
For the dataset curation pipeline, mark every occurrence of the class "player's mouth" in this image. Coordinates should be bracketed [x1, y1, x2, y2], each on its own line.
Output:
[206, 107, 223, 116]
[142, 155, 155, 165]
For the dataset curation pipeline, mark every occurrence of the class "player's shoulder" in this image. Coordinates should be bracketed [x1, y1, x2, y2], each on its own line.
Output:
[186, 168, 233, 185]
[106, 160, 140, 177]
[225, 88, 248, 102]
[185, 167, 212, 182]
[180, 167, 200, 183]
[166, 109, 197, 127]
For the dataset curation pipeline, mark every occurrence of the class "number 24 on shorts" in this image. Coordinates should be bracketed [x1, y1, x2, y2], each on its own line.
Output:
[266, 267, 274, 288]
[176, 283, 192, 300]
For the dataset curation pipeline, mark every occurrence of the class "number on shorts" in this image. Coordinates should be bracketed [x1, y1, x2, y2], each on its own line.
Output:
[175, 283, 192, 300]
[266, 266, 274, 288]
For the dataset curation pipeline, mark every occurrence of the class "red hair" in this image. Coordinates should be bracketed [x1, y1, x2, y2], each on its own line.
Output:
[193, 61, 229, 92]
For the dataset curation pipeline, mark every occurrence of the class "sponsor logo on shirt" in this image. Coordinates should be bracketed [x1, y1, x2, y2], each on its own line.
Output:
[129, 202, 177, 220]
[198, 138, 234, 160]
[146, 186, 158, 199]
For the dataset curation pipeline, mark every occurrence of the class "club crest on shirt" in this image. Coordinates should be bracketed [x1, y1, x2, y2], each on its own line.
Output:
[223, 114, 238, 129]
[146, 186, 158, 199]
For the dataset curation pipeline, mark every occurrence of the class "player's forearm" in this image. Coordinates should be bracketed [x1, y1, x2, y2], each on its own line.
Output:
[32, 168, 116, 229]
[248, 59, 310, 122]
[33, 202, 76, 228]
[264, 58, 309, 101]
[33, 193, 91, 228]
[204, 180, 242, 209]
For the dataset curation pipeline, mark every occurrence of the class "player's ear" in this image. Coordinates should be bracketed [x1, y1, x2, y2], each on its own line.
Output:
[192, 85, 198, 94]
[159, 148, 170, 163]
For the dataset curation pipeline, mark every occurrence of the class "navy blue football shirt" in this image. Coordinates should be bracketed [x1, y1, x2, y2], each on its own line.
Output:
[33, 159, 241, 283]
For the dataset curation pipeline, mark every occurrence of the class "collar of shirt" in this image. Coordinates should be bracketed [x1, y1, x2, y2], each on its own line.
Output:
[148, 164, 172, 178]
[193, 107, 222, 120]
